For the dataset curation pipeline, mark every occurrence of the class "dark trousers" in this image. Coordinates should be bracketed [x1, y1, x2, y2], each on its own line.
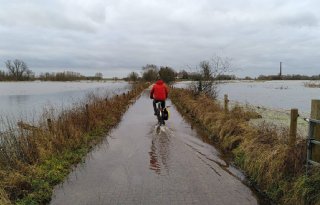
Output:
[153, 100, 166, 114]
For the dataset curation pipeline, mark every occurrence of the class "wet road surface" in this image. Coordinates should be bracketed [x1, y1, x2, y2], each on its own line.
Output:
[50, 91, 261, 205]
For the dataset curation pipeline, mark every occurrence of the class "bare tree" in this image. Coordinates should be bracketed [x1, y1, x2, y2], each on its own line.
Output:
[190, 55, 232, 99]
[142, 64, 159, 82]
[95, 72, 103, 80]
[127, 72, 139, 82]
[5, 59, 32, 81]
[159, 66, 176, 84]
[142, 64, 158, 71]
[179, 70, 189, 79]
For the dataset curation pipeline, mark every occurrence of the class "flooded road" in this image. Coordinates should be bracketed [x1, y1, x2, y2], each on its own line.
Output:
[50, 90, 262, 205]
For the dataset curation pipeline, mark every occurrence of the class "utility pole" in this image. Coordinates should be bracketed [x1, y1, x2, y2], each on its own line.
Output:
[279, 62, 282, 79]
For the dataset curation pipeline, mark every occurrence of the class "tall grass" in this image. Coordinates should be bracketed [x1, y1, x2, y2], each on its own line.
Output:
[170, 88, 318, 204]
[0, 188, 11, 205]
[304, 81, 320, 88]
[0, 83, 148, 204]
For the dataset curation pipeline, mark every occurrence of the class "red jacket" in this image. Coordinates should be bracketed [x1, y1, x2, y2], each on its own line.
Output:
[150, 80, 168, 101]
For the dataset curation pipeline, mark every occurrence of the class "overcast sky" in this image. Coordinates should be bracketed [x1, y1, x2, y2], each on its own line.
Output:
[0, 0, 319, 77]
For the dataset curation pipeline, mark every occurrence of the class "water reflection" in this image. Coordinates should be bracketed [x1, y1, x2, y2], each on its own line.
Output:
[148, 126, 171, 175]
[8, 94, 30, 106]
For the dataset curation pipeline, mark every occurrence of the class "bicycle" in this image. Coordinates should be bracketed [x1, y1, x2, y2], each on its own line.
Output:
[155, 102, 165, 126]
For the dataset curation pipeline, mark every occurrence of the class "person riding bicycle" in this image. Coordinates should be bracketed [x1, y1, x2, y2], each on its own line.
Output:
[150, 78, 169, 116]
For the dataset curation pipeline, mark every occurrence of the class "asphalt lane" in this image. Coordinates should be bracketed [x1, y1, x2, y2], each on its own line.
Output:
[50, 90, 260, 205]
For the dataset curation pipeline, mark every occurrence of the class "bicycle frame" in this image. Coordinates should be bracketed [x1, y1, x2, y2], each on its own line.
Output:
[156, 102, 165, 126]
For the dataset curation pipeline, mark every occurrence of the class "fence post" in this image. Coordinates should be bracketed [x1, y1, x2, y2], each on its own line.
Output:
[224, 94, 229, 114]
[47, 118, 53, 133]
[289, 108, 298, 147]
[311, 100, 320, 162]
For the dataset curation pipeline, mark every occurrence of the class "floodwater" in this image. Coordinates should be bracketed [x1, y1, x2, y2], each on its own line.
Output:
[0, 81, 130, 125]
[175, 80, 320, 115]
[50, 90, 267, 205]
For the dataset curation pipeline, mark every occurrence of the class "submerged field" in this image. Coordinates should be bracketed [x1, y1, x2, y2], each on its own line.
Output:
[0, 81, 130, 130]
[175, 80, 320, 115]
[175, 80, 320, 137]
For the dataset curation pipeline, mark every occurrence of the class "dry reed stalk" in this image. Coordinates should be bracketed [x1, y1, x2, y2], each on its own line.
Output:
[0, 188, 11, 205]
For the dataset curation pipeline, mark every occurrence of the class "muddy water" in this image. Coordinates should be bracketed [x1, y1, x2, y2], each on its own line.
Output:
[50, 90, 266, 205]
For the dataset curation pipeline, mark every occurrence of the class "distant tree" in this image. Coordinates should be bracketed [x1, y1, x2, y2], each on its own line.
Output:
[159, 66, 176, 84]
[180, 70, 189, 79]
[5, 59, 33, 81]
[0, 70, 8, 81]
[95, 72, 103, 80]
[25, 69, 35, 80]
[142, 64, 158, 71]
[188, 72, 201, 80]
[216, 74, 236, 80]
[142, 64, 159, 82]
[189, 55, 232, 99]
[127, 72, 139, 82]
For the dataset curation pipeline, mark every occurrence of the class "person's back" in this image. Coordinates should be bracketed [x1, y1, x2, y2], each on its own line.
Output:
[150, 80, 168, 101]
[150, 79, 168, 116]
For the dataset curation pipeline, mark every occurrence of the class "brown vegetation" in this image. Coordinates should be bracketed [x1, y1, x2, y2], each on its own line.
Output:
[170, 88, 319, 204]
[304, 81, 320, 88]
[0, 83, 148, 204]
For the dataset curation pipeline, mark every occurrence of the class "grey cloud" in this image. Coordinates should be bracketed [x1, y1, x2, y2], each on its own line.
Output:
[0, 0, 320, 77]
[0, 1, 102, 32]
[276, 13, 319, 28]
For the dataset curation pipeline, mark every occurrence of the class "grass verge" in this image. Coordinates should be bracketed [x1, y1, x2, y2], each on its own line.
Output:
[0, 83, 148, 205]
[170, 88, 319, 205]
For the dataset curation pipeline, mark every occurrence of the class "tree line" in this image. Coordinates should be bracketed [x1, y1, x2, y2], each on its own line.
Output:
[3, 59, 319, 82]
[125, 56, 233, 99]
[256, 74, 320, 80]
[0, 59, 103, 81]
[38, 72, 103, 81]
[125, 63, 236, 84]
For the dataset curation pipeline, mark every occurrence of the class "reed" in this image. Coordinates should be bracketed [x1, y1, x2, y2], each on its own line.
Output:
[0, 188, 11, 205]
[304, 81, 320, 88]
[170, 88, 317, 204]
[0, 83, 148, 204]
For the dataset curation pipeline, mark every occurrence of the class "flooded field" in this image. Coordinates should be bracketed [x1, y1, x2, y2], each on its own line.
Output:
[0, 81, 130, 125]
[175, 80, 320, 136]
[175, 80, 320, 116]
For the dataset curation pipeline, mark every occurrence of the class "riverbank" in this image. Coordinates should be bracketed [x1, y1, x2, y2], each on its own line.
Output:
[0, 83, 149, 204]
[170, 88, 320, 204]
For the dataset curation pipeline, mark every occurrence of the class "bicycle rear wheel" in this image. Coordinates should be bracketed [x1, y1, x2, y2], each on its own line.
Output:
[156, 103, 165, 126]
